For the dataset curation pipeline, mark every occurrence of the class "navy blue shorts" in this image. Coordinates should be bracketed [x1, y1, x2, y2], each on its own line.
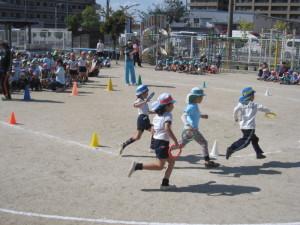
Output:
[137, 114, 151, 131]
[153, 139, 170, 159]
[79, 66, 87, 73]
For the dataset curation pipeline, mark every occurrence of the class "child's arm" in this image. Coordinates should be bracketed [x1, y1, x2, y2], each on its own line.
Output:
[233, 104, 242, 122]
[256, 104, 271, 113]
[181, 113, 193, 129]
[201, 114, 208, 119]
[165, 121, 179, 146]
[133, 99, 147, 108]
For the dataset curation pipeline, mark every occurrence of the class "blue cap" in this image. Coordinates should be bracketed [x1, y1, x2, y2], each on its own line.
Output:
[190, 87, 206, 96]
[136, 85, 149, 96]
[241, 87, 255, 97]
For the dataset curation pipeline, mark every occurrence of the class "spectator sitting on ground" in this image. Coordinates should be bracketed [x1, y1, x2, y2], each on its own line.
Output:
[50, 59, 65, 91]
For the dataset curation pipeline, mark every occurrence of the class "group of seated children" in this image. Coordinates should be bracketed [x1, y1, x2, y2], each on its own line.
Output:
[155, 54, 221, 75]
[257, 62, 300, 85]
[10, 50, 109, 92]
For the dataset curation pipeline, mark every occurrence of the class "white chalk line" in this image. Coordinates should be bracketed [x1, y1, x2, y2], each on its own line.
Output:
[0, 208, 300, 225]
[0, 121, 117, 156]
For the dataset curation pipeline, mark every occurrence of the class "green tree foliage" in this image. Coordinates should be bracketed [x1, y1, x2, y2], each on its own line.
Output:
[65, 13, 82, 33]
[81, 6, 100, 31]
[100, 10, 126, 49]
[273, 21, 287, 32]
[238, 20, 254, 38]
[147, 0, 186, 24]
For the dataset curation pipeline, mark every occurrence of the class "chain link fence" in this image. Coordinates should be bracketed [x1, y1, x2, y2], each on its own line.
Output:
[0, 28, 72, 51]
[141, 33, 300, 71]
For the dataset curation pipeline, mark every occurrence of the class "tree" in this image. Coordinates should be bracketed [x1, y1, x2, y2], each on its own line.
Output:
[273, 21, 287, 32]
[66, 14, 82, 34]
[146, 0, 186, 24]
[100, 10, 126, 50]
[81, 6, 100, 32]
[238, 20, 254, 38]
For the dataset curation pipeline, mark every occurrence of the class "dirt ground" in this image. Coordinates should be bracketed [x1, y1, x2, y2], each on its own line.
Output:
[0, 62, 300, 225]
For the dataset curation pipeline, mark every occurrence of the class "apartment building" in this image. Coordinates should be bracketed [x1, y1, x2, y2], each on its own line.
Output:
[0, 0, 96, 28]
[189, 0, 300, 22]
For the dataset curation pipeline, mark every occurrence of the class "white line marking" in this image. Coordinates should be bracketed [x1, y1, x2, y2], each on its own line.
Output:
[0, 121, 117, 156]
[0, 208, 299, 225]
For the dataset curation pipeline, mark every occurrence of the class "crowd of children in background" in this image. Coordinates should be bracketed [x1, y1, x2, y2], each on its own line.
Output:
[257, 61, 300, 85]
[155, 53, 222, 75]
[10, 50, 111, 93]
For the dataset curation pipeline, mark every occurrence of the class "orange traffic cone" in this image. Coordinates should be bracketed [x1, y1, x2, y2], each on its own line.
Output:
[9, 112, 17, 125]
[71, 82, 78, 96]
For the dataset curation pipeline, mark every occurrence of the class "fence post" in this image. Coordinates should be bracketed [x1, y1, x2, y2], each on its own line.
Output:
[190, 36, 193, 58]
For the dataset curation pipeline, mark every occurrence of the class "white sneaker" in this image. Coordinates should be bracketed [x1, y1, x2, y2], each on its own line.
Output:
[160, 184, 177, 191]
[128, 161, 137, 177]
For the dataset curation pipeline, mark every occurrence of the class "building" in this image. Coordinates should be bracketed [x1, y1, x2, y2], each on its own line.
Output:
[189, 0, 300, 23]
[188, 0, 228, 10]
[0, 0, 96, 28]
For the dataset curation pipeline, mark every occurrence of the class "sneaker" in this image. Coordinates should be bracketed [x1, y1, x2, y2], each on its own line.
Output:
[205, 161, 220, 168]
[160, 184, 177, 191]
[226, 148, 233, 160]
[119, 143, 125, 155]
[128, 161, 137, 177]
[257, 154, 266, 159]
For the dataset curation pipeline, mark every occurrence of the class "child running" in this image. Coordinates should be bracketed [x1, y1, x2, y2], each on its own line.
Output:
[181, 87, 220, 168]
[128, 93, 179, 190]
[119, 84, 154, 155]
[226, 87, 271, 160]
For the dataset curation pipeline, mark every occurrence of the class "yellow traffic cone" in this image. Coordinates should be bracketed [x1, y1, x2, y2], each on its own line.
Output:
[107, 78, 113, 91]
[89, 132, 100, 148]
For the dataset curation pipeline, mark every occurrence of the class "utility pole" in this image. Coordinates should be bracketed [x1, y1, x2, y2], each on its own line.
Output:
[227, 0, 234, 68]
[106, 0, 110, 20]
[227, 0, 233, 38]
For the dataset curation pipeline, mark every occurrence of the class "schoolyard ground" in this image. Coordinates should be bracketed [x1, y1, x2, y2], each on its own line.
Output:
[0, 63, 300, 225]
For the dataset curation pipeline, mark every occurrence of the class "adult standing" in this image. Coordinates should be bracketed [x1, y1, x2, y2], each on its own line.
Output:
[124, 40, 136, 85]
[133, 39, 142, 67]
[96, 39, 104, 58]
[0, 41, 12, 100]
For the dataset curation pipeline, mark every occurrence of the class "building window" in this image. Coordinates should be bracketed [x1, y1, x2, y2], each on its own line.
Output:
[43, 2, 47, 7]
[194, 18, 200, 23]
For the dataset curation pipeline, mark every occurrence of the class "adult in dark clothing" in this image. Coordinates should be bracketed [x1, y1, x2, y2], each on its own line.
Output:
[0, 41, 12, 100]
[133, 40, 142, 67]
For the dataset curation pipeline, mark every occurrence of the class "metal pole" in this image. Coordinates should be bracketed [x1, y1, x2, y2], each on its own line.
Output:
[268, 29, 273, 69]
[227, 0, 234, 68]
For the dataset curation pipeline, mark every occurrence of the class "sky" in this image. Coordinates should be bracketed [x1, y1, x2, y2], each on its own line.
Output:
[96, 0, 162, 13]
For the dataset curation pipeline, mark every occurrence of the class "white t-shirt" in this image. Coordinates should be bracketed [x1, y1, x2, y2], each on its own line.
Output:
[68, 59, 78, 70]
[234, 102, 270, 129]
[97, 42, 104, 52]
[78, 58, 87, 67]
[134, 98, 150, 115]
[153, 112, 172, 141]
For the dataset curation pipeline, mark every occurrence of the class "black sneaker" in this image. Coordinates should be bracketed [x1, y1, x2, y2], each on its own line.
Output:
[205, 161, 220, 168]
[257, 154, 266, 159]
[226, 148, 233, 160]
[119, 143, 126, 155]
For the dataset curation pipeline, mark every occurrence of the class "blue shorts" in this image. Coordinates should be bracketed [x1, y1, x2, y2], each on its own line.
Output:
[137, 114, 151, 131]
[153, 139, 170, 159]
[79, 66, 87, 73]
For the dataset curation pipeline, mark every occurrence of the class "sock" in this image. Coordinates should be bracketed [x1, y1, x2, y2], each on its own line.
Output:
[161, 178, 169, 186]
[123, 137, 136, 148]
[135, 163, 143, 170]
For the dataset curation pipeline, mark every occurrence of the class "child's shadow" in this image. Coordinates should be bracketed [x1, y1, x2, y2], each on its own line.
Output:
[210, 161, 300, 177]
[142, 181, 261, 196]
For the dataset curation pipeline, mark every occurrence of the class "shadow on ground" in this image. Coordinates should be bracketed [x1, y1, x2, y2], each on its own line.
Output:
[209, 161, 300, 177]
[142, 181, 261, 195]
